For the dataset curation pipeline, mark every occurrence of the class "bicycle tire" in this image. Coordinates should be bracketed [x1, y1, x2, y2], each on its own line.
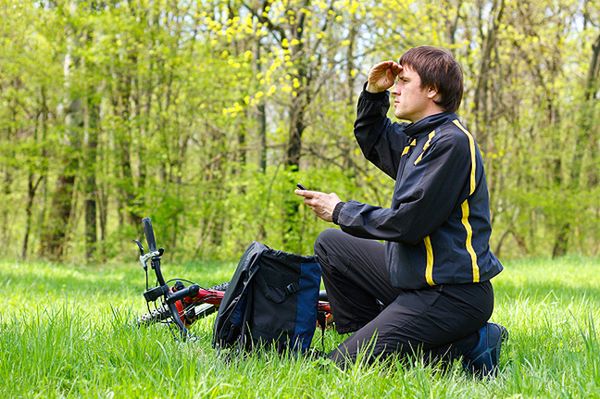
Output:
[137, 305, 172, 326]
[136, 279, 228, 328]
[137, 302, 217, 327]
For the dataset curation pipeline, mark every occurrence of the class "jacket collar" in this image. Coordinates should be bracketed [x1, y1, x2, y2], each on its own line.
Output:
[404, 112, 457, 137]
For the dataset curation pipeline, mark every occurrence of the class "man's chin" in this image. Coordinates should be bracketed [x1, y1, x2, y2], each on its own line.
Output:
[394, 111, 413, 122]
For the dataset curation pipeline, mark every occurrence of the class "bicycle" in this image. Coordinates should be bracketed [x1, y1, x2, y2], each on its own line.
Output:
[135, 217, 332, 340]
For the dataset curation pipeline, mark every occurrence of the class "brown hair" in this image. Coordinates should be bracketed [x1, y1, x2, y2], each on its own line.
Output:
[399, 46, 464, 113]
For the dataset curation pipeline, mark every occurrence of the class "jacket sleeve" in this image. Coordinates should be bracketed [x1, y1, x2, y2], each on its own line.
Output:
[336, 133, 472, 245]
[354, 87, 409, 179]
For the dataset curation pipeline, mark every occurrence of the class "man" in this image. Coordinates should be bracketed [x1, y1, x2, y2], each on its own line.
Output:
[295, 46, 506, 377]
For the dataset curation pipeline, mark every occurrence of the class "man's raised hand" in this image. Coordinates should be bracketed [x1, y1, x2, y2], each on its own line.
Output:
[366, 61, 402, 93]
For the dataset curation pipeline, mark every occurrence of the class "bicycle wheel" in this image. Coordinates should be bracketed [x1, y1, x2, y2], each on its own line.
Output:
[137, 281, 228, 328]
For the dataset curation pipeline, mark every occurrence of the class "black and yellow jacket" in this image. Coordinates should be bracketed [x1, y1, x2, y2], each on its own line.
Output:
[333, 89, 503, 289]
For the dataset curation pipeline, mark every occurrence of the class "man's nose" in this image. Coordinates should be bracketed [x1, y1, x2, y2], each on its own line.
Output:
[391, 82, 401, 95]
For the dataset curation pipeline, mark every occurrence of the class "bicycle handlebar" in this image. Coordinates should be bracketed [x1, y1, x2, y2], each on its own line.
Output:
[141, 217, 166, 285]
[142, 217, 157, 252]
[167, 284, 200, 304]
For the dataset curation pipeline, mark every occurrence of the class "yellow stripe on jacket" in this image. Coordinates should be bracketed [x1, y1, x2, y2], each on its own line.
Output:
[424, 235, 435, 286]
[452, 120, 476, 195]
[414, 131, 436, 165]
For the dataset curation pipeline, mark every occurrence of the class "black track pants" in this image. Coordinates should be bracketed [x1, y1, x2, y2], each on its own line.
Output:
[314, 229, 494, 366]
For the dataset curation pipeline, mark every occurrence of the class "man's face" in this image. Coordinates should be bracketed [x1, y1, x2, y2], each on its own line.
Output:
[390, 65, 435, 122]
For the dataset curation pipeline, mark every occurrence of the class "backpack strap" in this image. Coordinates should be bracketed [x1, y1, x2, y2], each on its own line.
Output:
[316, 311, 326, 353]
[255, 274, 299, 304]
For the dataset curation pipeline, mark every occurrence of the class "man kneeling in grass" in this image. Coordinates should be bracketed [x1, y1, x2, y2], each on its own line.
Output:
[296, 46, 507, 377]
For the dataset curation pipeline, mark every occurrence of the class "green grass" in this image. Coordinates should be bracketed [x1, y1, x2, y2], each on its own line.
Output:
[1, 256, 599, 398]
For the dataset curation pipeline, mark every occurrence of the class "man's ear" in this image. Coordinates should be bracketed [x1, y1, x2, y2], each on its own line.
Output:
[426, 85, 440, 101]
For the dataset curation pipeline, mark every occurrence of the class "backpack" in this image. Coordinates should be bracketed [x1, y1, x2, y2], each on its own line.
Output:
[212, 241, 321, 353]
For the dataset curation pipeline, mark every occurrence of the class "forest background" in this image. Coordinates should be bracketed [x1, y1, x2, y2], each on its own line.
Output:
[0, 0, 598, 263]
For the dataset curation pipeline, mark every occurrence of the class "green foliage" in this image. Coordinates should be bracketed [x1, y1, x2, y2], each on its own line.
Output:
[0, 0, 597, 261]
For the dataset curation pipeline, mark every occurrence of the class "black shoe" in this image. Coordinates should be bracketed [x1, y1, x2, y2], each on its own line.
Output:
[463, 322, 508, 378]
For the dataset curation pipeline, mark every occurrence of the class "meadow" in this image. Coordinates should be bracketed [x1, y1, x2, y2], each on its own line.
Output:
[1, 256, 598, 398]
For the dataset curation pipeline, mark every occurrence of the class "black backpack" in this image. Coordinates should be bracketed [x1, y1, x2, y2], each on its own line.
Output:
[212, 242, 321, 353]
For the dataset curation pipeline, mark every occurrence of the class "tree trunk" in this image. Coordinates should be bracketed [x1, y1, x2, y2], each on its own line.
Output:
[22, 174, 42, 259]
[472, 0, 504, 150]
[2, 130, 14, 246]
[84, 94, 99, 261]
[21, 87, 49, 259]
[2, 79, 20, 245]
[40, 99, 82, 260]
[256, 36, 267, 172]
[40, 15, 82, 259]
[582, 32, 600, 187]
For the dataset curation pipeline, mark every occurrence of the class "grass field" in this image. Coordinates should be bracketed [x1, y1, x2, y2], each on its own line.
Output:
[0, 256, 598, 398]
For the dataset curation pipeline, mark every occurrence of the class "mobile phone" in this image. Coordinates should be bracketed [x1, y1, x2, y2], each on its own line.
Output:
[296, 183, 307, 190]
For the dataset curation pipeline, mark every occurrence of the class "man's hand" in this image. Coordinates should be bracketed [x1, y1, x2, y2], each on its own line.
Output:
[295, 189, 341, 223]
[366, 61, 402, 93]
